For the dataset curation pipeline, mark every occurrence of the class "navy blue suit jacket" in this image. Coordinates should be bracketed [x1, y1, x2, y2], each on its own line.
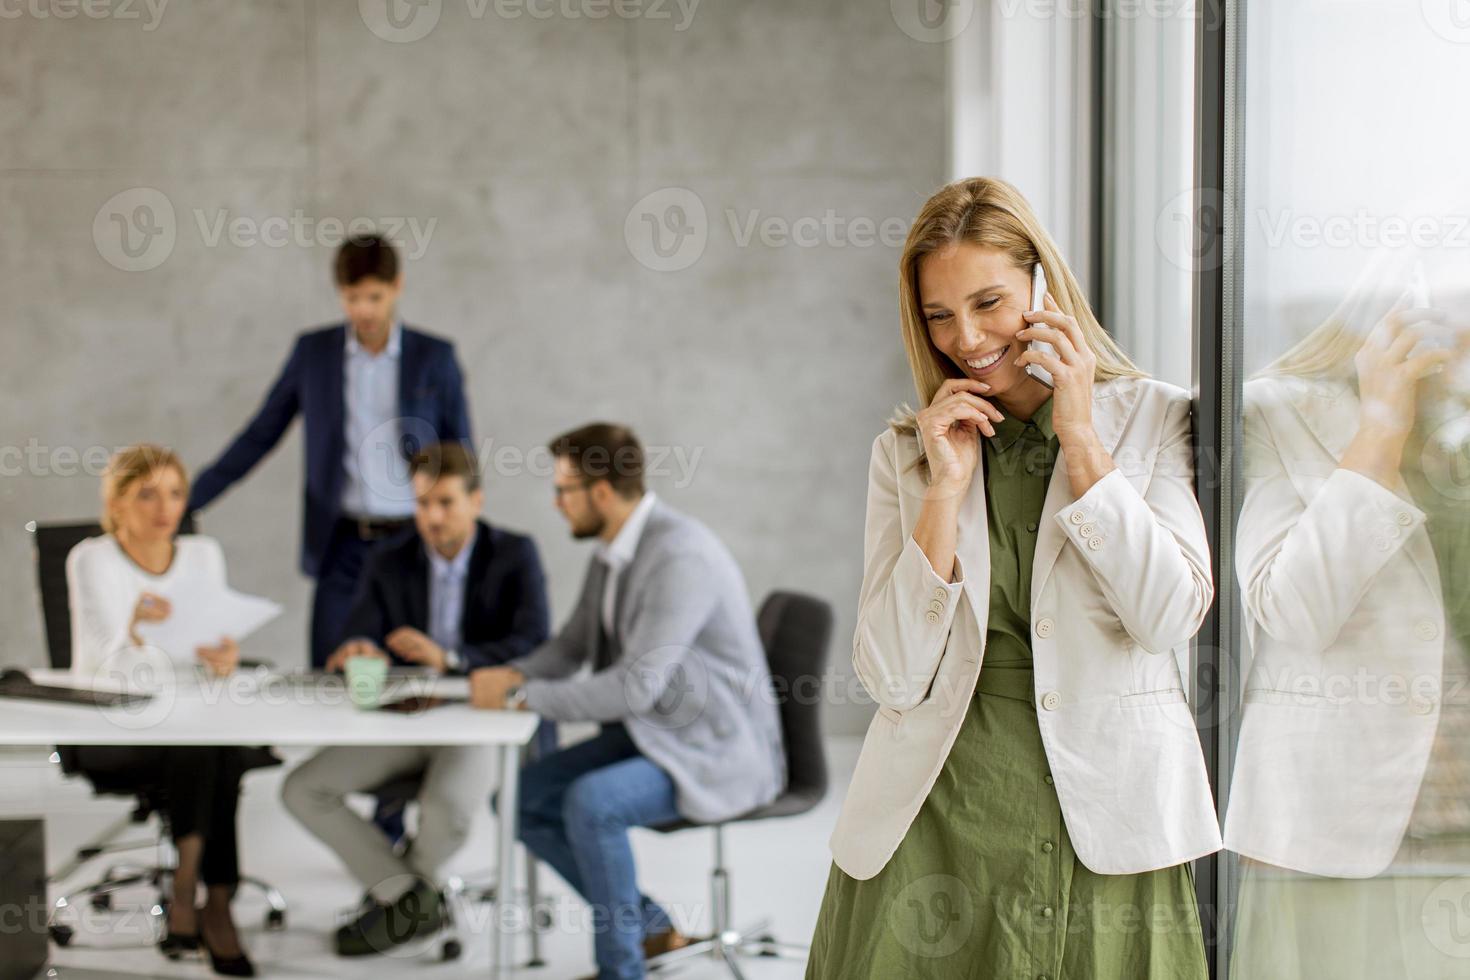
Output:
[339, 519, 551, 672]
[188, 324, 472, 577]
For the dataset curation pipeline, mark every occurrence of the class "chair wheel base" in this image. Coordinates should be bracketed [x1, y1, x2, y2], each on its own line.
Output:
[50, 925, 74, 947]
[441, 939, 462, 961]
[265, 909, 286, 930]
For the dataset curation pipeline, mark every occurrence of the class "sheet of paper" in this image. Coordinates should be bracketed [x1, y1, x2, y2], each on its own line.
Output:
[134, 577, 282, 662]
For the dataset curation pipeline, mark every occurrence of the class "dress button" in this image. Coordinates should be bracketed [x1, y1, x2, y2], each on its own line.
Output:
[1041, 906, 1054, 918]
[925, 610, 941, 625]
[1044, 774, 1054, 785]
[1374, 538, 1392, 551]
[1078, 522, 1096, 537]
[1415, 620, 1440, 641]
[1035, 618, 1055, 638]
[1069, 511, 1085, 525]
[1412, 696, 1437, 715]
[1087, 536, 1104, 551]
[1040, 691, 1060, 711]
[1026, 522, 1038, 533]
[1396, 511, 1414, 526]
[1041, 840, 1054, 852]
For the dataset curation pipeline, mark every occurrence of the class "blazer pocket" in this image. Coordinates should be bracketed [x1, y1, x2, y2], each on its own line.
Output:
[1119, 688, 1188, 708]
[1242, 687, 1332, 708]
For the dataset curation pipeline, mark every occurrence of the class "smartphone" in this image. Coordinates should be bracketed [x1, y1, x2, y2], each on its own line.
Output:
[1406, 259, 1458, 355]
[1023, 263, 1056, 389]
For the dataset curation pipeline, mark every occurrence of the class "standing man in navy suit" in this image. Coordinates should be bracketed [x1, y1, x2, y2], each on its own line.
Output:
[188, 234, 472, 667]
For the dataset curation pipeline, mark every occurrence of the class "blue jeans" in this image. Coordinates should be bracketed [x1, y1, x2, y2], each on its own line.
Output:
[500, 723, 680, 980]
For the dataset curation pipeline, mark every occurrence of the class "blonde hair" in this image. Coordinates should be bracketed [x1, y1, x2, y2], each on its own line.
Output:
[100, 444, 188, 534]
[890, 177, 1145, 445]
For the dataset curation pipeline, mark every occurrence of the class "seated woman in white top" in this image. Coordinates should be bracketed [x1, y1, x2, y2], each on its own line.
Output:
[66, 445, 255, 977]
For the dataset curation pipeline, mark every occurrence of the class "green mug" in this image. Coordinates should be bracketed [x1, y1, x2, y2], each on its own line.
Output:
[345, 656, 389, 710]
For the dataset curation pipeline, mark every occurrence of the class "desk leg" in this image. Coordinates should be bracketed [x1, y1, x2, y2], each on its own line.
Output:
[492, 741, 521, 979]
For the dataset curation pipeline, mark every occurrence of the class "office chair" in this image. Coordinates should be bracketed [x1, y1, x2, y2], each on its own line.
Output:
[644, 590, 833, 978]
[27, 519, 289, 947]
[364, 718, 559, 963]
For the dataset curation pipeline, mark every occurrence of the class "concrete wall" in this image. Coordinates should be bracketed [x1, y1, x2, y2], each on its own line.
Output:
[0, 0, 946, 734]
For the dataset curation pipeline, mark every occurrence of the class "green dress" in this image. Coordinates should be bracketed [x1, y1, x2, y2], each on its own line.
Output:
[807, 398, 1209, 979]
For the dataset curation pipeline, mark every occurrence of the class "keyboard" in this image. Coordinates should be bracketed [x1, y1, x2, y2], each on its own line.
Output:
[0, 678, 153, 709]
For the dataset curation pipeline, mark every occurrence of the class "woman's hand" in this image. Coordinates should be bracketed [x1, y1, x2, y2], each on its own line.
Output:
[1354, 301, 1452, 438]
[1016, 293, 1098, 445]
[127, 591, 171, 646]
[1342, 300, 1452, 490]
[196, 636, 240, 677]
[1016, 293, 1115, 496]
[916, 378, 1003, 496]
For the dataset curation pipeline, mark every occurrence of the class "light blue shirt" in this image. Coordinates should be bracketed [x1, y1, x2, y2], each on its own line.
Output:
[340, 323, 414, 518]
[427, 524, 477, 658]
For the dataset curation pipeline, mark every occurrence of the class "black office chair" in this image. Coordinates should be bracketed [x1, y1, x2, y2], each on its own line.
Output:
[363, 718, 558, 964]
[644, 590, 833, 977]
[27, 519, 289, 946]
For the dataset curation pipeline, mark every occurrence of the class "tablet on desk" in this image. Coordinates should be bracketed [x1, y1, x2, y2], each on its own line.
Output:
[377, 695, 467, 714]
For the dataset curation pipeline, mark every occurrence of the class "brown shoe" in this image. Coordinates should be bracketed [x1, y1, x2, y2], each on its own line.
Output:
[643, 926, 696, 959]
[574, 928, 700, 978]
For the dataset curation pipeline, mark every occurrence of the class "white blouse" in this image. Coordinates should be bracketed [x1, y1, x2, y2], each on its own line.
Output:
[66, 534, 228, 680]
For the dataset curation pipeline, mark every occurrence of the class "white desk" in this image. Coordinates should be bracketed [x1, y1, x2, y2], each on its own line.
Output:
[1, 669, 538, 978]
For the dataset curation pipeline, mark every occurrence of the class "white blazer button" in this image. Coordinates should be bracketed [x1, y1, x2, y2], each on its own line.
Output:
[1035, 618, 1054, 637]
[1396, 511, 1414, 526]
[1040, 691, 1060, 710]
[1415, 620, 1440, 641]
[1411, 696, 1436, 715]
[929, 599, 946, 614]
[933, 587, 949, 601]
[1087, 536, 1104, 551]
[1069, 511, 1085, 525]
[1078, 522, 1096, 537]
[925, 610, 941, 625]
[1374, 538, 1392, 551]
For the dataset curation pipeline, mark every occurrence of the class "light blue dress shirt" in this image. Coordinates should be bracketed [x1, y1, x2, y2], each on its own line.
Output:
[427, 524, 477, 658]
[340, 323, 415, 519]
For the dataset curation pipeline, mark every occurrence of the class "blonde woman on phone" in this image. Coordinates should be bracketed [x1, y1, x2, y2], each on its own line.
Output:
[66, 445, 256, 976]
[805, 178, 1220, 978]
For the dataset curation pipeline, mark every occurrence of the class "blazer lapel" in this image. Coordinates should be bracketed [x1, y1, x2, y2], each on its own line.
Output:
[406, 542, 430, 632]
[1029, 379, 1143, 614]
[323, 324, 347, 465]
[396, 325, 420, 425]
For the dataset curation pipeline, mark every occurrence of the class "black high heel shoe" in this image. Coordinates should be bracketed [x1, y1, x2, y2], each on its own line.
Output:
[158, 929, 200, 959]
[199, 920, 255, 977]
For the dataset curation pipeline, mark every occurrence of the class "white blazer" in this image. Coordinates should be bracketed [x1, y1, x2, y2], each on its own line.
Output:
[1223, 375, 1445, 878]
[828, 376, 1222, 880]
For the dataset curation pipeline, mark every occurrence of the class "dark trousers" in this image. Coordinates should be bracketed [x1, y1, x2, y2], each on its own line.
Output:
[309, 521, 382, 668]
[75, 745, 245, 886]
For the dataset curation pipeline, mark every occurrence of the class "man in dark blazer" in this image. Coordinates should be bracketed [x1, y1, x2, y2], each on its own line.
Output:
[187, 234, 472, 666]
[282, 442, 551, 957]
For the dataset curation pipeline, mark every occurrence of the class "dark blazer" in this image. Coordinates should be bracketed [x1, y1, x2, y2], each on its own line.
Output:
[340, 520, 550, 673]
[187, 324, 472, 577]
